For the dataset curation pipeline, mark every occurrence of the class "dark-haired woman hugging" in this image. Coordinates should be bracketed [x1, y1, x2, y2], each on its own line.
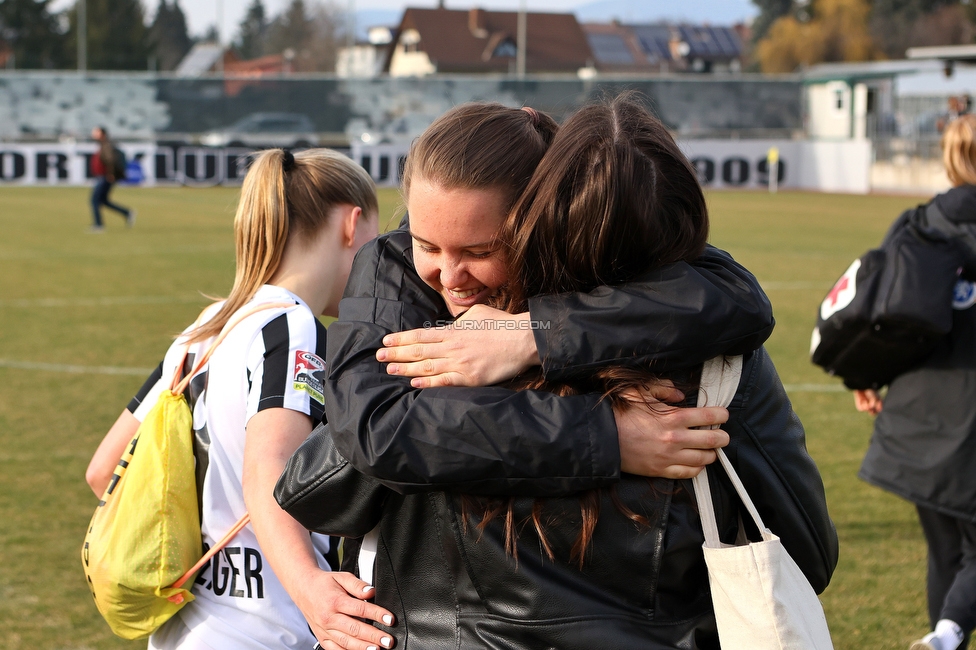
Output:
[278, 98, 836, 649]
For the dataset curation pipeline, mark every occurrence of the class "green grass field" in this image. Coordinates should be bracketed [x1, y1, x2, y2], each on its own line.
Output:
[0, 185, 957, 649]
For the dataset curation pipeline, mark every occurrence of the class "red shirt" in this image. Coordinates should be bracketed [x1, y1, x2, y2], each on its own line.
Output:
[90, 150, 106, 177]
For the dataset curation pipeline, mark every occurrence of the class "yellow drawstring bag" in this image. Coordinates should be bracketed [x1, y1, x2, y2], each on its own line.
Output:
[82, 388, 200, 639]
[82, 302, 293, 640]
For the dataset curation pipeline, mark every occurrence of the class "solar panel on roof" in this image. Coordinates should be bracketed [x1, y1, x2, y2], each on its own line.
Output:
[678, 25, 742, 59]
[587, 34, 635, 65]
[633, 25, 671, 60]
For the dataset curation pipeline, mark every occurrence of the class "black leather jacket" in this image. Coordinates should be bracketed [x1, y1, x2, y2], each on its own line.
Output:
[278, 348, 837, 649]
[276, 228, 836, 648]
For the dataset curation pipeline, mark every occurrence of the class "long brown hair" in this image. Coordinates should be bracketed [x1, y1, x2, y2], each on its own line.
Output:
[473, 94, 710, 566]
[402, 102, 558, 214]
[187, 148, 377, 343]
[503, 93, 708, 310]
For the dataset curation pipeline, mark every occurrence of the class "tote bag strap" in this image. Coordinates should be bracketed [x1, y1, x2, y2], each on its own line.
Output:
[358, 523, 382, 586]
[691, 356, 772, 548]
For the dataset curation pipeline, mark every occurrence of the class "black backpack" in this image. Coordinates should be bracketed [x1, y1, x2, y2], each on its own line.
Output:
[112, 147, 127, 180]
[811, 204, 969, 390]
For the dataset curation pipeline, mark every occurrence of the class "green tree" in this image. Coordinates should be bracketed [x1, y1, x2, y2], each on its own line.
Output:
[751, 0, 796, 42]
[234, 0, 268, 59]
[0, 0, 68, 69]
[870, 0, 973, 58]
[65, 0, 149, 70]
[148, 0, 190, 71]
[265, 0, 314, 55]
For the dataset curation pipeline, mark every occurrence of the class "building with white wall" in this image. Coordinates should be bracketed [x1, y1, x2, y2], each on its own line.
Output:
[803, 59, 969, 193]
[336, 27, 396, 78]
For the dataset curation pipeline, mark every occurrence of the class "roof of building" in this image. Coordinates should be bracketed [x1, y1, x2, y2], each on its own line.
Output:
[907, 44, 976, 61]
[667, 24, 742, 61]
[388, 7, 592, 73]
[174, 43, 225, 77]
[583, 22, 646, 69]
[582, 22, 744, 72]
[224, 53, 286, 75]
[802, 59, 942, 84]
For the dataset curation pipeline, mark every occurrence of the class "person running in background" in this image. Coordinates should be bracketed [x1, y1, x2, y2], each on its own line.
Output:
[89, 126, 134, 233]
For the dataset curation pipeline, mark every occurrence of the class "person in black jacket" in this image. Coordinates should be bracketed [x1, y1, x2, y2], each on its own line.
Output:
[855, 115, 976, 650]
[277, 97, 836, 649]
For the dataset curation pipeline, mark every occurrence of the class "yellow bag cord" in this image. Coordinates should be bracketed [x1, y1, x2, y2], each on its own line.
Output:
[164, 300, 297, 599]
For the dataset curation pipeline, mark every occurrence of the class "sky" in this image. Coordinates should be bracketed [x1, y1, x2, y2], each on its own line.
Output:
[50, 0, 758, 43]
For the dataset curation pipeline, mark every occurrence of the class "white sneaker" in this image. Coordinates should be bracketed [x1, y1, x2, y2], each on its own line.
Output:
[126, 210, 136, 228]
[910, 633, 941, 650]
[87, 225, 105, 234]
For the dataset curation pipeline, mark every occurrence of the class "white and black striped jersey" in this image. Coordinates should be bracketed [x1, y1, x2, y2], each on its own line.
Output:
[129, 284, 330, 650]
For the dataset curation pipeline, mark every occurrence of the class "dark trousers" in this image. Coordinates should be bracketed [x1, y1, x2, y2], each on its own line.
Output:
[917, 505, 976, 640]
[90, 177, 129, 226]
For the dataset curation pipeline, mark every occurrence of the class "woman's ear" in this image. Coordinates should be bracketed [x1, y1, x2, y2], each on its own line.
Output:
[341, 206, 363, 247]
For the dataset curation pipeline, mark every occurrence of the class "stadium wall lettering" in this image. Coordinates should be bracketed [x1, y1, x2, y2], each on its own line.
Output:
[348, 140, 872, 194]
[0, 139, 872, 194]
[0, 144, 257, 187]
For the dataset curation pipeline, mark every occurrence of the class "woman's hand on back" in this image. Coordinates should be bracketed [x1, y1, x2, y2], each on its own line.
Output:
[243, 408, 395, 649]
[297, 570, 395, 650]
[613, 384, 730, 479]
[377, 304, 540, 387]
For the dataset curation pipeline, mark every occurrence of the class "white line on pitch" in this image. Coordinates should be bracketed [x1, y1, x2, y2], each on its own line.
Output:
[759, 281, 825, 290]
[0, 359, 154, 376]
[783, 383, 847, 393]
[0, 295, 210, 308]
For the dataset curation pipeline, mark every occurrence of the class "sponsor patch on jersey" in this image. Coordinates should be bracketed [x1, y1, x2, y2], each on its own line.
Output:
[293, 351, 325, 404]
[953, 279, 976, 310]
[820, 259, 860, 321]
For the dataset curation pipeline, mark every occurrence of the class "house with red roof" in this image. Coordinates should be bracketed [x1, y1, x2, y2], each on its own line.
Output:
[385, 6, 593, 76]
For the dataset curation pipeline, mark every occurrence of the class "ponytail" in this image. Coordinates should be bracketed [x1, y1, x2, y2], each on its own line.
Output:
[186, 148, 377, 343]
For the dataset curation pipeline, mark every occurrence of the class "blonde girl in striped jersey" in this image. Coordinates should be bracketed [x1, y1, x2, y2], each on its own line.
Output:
[86, 149, 394, 650]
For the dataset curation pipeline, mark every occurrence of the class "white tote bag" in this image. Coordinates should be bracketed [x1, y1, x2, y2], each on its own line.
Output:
[693, 356, 833, 650]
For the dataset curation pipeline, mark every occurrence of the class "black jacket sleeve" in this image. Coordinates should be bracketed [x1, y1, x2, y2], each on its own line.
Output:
[326, 230, 620, 496]
[724, 348, 839, 593]
[530, 245, 774, 382]
[275, 422, 390, 537]
[325, 228, 773, 496]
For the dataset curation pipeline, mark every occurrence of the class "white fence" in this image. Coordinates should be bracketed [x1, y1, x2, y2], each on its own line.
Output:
[0, 140, 873, 194]
[679, 140, 872, 194]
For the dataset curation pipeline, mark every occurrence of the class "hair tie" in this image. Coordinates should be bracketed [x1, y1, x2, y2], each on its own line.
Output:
[521, 106, 540, 127]
[282, 150, 295, 172]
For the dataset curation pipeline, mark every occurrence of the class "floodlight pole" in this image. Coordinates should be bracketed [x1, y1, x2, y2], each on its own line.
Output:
[216, 0, 223, 73]
[347, 0, 356, 48]
[77, 0, 86, 72]
[516, 0, 526, 78]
